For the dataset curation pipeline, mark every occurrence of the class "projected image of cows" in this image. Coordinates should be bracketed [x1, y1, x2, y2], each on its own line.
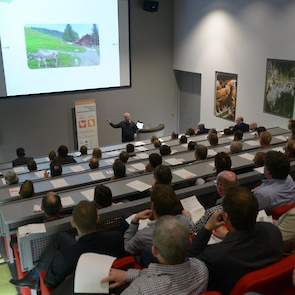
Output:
[215, 71, 238, 122]
[264, 59, 295, 118]
[24, 24, 100, 69]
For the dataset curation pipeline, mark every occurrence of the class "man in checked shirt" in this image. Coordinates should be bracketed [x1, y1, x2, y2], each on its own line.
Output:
[102, 216, 208, 295]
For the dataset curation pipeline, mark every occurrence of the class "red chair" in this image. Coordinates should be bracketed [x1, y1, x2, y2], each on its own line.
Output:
[12, 243, 31, 295]
[39, 256, 142, 295]
[230, 254, 295, 295]
[271, 203, 295, 220]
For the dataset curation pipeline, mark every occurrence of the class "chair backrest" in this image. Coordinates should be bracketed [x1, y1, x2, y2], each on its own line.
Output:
[271, 202, 295, 220]
[230, 254, 295, 295]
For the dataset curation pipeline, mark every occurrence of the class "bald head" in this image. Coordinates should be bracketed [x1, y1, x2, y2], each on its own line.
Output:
[123, 112, 131, 122]
[236, 116, 244, 124]
[42, 192, 62, 217]
[217, 171, 238, 197]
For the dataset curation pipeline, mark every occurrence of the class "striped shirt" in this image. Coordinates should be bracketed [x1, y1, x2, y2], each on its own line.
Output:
[122, 258, 208, 295]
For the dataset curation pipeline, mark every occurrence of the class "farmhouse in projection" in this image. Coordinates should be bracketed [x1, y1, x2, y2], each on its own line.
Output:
[25, 24, 100, 69]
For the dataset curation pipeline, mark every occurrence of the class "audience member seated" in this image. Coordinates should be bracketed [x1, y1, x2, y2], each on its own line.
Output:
[289, 119, 295, 140]
[112, 159, 126, 179]
[48, 150, 57, 162]
[56, 145, 76, 165]
[253, 151, 295, 212]
[208, 128, 217, 136]
[124, 184, 193, 266]
[259, 131, 272, 148]
[4, 171, 19, 185]
[195, 145, 208, 161]
[232, 116, 250, 133]
[79, 145, 88, 156]
[196, 123, 210, 135]
[27, 159, 37, 172]
[285, 139, 295, 159]
[153, 139, 162, 148]
[208, 132, 218, 146]
[253, 151, 266, 167]
[50, 162, 63, 177]
[159, 144, 171, 156]
[12, 147, 33, 167]
[89, 157, 99, 170]
[233, 129, 243, 141]
[190, 186, 283, 294]
[42, 192, 63, 222]
[223, 128, 233, 136]
[11, 201, 125, 289]
[92, 147, 102, 159]
[185, 128, 196, 136]
[230, 141, 243, 154]
[145, 153, 162, 173]
[153, 165, 172, 185]
[105, 216, 208, 295]
[214, 152, 232, 175]
[119, 151, 130, 164]
[19, 180, 34, 199]
[150, 136, 159, 144]
[126, 143, 136, 156]
[94, 184, 128, 233]
[171, 132, 179, 140]
[188, 141, 197, 151]
[195, 171, 237, 233]
[256, 126, 267, 136]
[179, 135, 188, 144]
[249, 122, 258, 131]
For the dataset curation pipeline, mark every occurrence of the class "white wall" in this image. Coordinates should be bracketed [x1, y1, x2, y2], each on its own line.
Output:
[174, 0, 295, 130]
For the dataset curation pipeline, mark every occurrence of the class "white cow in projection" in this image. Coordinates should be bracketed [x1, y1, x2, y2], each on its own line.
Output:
[28, 50, 58, 68]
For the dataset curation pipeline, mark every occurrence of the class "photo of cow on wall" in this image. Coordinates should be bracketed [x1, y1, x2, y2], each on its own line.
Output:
[215, 71, 238, 122]
[264, 59, 295, 118]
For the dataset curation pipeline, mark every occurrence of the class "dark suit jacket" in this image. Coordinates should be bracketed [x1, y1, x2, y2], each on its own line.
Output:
[110, 121, 138, 143]
[190, 222, 283, 294]
[56, 155, 77, 165]
[233, 122, 250, 133]
[45, 231, 125, 289]
[12, 156, 33, 167]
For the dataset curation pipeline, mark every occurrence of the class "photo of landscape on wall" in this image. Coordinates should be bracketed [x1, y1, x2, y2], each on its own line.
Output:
[24, 24, 100, 69]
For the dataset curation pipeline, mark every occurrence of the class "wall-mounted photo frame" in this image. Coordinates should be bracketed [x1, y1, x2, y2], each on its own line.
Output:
[264, 58, 295, 119]
[214, 71, 238, 122]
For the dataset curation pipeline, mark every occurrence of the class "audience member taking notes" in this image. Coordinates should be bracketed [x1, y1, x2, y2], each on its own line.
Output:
[12, 147, 33, 167]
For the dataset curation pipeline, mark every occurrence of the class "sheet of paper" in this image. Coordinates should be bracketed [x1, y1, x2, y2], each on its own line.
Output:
[246, 140, 259, 146]
[61, 196, 75, 207]
[33, 204, 42, 213]
[275, 135, 287, 141]
[207, 149, 217, 157]
[89, 171, 105, 181]
[106, 151, 120, 157]
[74, 253, 116, 294]
[50, 178, 68, 188]
[257, 210, 273, 223]
[126, 180, 151, 192]
[173, 169, 196, 179]
[81, 189, 95, 201]
[255, 167, 264, 174]
[181, 144, 188, 148]
[272, 147, 284, 152]
[131, 163, 146, 171]
[239, 153, 255, 161]
[135, 141, 145, 146]
[136, 146, 148, 152]
[136, 153, 149, 159]
[9, 187, 20, 197]
[18, 223, 46, 237]
[13, 166, 26, 173]
[165, 158, 184, 166]
[181, 196, 205, 223]
[34, 171, 45, 178]
[127, 167, 137, 173]
[105, 169, 113, 175]
[70, 165, 85, 173]
[126, 214, 151, 230]
[73, 152, 81, 157]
